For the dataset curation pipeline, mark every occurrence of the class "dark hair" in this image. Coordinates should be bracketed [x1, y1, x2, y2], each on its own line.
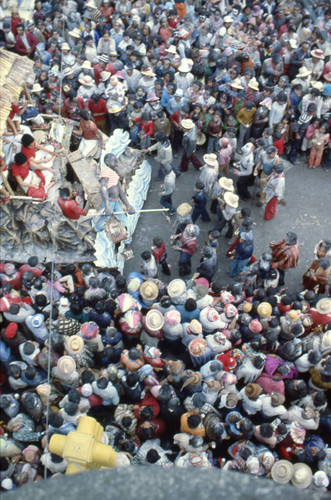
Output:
[21, 134, 35, 147]
[185, 298, 197, 312]
[14, 152, 28, 165]
[64, 402, 78, 416]
[260, 423, 273, 438]
[80, 109, 90, 120]
[141, 250, 151, 261]
[140, 406, 154, 420]
[187, 414, 201, 429]
[146, 449, 160, 463]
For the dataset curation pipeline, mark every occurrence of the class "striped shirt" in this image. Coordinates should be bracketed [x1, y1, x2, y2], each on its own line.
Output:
[100, 167, 119, 188]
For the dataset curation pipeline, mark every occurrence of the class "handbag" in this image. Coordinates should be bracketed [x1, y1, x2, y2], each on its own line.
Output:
[104, 216, 128, 244]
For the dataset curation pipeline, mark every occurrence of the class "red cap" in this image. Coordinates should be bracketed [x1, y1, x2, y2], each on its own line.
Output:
[5, 322, 18, 339]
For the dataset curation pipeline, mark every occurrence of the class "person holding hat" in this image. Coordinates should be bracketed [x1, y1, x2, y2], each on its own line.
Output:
[179, 119, 203, 172]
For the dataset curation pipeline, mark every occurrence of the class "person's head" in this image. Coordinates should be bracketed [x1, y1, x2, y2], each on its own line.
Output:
[80, 109, 91, 121]
[14, 152, 28, 166]
[141, 250, 152, 262]
[307, 103, 317, 116]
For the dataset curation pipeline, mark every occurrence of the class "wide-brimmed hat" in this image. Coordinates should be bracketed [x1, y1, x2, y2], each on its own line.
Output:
[310, 80, 324, 92]
[181, 371, 202, 390]
[242, 301, 253, 313]
[271, 393, 285, 407]
[57, 355, 76, 375]
[100, 70, 111, 82]
[224, 15, 232, 23]
[109, 104, 123, 113]
[219, 177, 234, 191]
[316, 297, 331, 315]
[245, 383, 262, 399]
[248, 78, 259, 91]
[311, 49, 324, 59]
[65, 335, 84, 354]
[61, 42, 70, 51]
[140, 281, 159, 301]
[196, 132, 206, 145]
[271, 460, 294, 484]
[141, 67, 155, 77]
[291, 463, 313, 489]
[81, 60, 92, 69]
[203, 153, 218, 167]
[168, 279, 186, 298]
[297, 67, 312, 77]
[80, 321, 99, 340]
[63, 67, 74, 77]
[78, 75, 94, 86]
[230, 78, 244, 89]
[31, 83, 44, 93]
[68, 28, 81, 38]
[176, 202, 192, 216]
[288, 309, 301, 322]
[188, 338, 208, 358]
[224, 191, 239, 208]
[166, 44, 177, 54]
[146, 92, 159, 102]
[178, 60, 191, 73]
[145, 309, 164, 331]
[181, 118, 195, 130]
[257, 302, 272, 318]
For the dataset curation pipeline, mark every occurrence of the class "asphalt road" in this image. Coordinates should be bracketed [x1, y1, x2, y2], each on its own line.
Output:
[124, 146, 331, 296]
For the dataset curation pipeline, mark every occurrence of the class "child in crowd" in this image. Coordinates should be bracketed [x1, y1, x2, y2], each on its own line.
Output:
[151, 236, 171, 275]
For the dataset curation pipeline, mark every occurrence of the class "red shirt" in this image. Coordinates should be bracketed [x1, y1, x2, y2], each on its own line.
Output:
[58, 197, 87, 220]
[88, 98, 108, 121]
[273, 137, 284, 155]
[80, 119, 99, 140]
[94, 63, 115, 85]
[9, 104, 20, 120]
[11, 162, 29, 180]
[152, 242, 166, 262]
[21, 144, 36, 162]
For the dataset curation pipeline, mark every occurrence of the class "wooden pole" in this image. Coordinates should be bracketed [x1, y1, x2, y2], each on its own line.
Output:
[1, 172, 14, 195]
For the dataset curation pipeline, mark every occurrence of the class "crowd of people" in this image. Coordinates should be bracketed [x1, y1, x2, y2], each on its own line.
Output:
[0, 0, 331, 494]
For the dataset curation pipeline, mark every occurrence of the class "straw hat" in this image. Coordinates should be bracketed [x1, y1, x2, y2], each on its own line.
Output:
[100, 71, 111, 82]
[297, 67, 312, 77]
[166, 45, 177, 54]
[109, 104, 123, 113]
[145, 309, 164, 331]
[178, 60, 191, 73]
[310, 80, 324, 92]
[57, 355, 76, 375]
[288, 309, 301, 322]
[181, 118, 195, 130]
[61, 42, 70, 51]
[66, 335, 84, 354]
[316, 297, 331, 315]
[78, 75, 94, 86]
[248, 78, 259, 91]
[257, 302, 272, 318]
[245, 383, 262, 399]
[291, 463, 313, 489]
[81, 60, 92, 69]
[141, 67, 155, 77]
[219, 177, 234, 191]
[271, 393, 285, 407]
[242, 301, 253, 313]
[311, 49, 324, 59]
[140, 281, 159, 301]
[167, 279, 186, 298]
[63, 67, 74, 77]
[271, 460, 294, 484]
[230, 78, 244, 89]
[224, 191, 239, 208]
[203, 153, 218, 167]
[31, 83, 44, 93]
[196, 132, 206, 145]
[224, 16, 232, 23]
[189, 337, 208, 357]
[181, 371, 202, 390]
[68, 28, 81, 38]
[176, 202, 192, 217]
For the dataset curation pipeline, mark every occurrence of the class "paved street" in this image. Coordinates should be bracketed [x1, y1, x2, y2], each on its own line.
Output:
[124, 147, 331, 295]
